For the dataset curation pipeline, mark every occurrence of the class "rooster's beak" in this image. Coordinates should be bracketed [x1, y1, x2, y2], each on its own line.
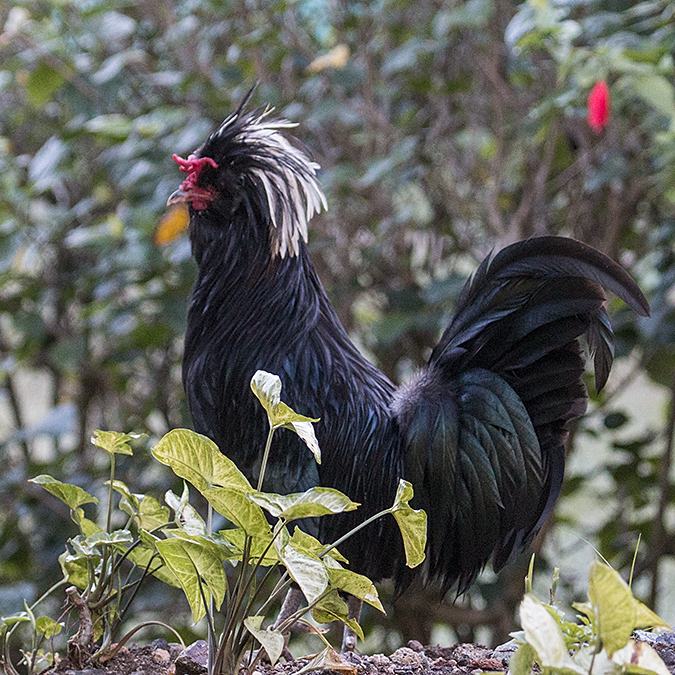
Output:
[167, 189, 188, 206]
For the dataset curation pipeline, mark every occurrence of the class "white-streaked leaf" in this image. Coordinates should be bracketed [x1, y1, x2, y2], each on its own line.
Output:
[250, 370, 282, 416]
[165, 487, 207, 536]
[519, 595, 583, 672]
[0, 613, 31, 630]
[612, 640, 671, 675]
[250, 371, 321, 462]
[243, 616, 285, 666]
[275, 541, 328, 606]
[294, 647, 357, 675]
[284, 419, 321, 464]
[248, 487, 358, 521]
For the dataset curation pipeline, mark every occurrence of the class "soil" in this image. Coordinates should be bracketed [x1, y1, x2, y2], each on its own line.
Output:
[45, 632, 675, 675]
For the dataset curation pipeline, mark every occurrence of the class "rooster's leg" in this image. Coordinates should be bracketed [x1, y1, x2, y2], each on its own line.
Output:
[341, 594, 362, 652]
[273, 586, 304, 631]
[270, 586, 306, 661]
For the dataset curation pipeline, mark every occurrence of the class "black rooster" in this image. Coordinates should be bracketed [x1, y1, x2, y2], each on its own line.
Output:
[168, 102, 648, 640]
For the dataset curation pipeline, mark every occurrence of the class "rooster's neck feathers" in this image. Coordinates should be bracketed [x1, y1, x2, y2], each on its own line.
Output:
[200, 108, 327, 258]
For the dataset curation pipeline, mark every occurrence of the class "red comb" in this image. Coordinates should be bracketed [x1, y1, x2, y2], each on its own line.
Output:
[172, 154, 218, 175]
[171, 154, 219, 210]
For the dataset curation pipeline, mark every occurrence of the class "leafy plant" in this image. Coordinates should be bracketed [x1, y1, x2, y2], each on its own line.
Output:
[151, 370, 427, 675]
[1, 372, 426, 675]
[510, 559, 671, 675]
[0, 598, 63, 675]
[0, 430, 186, 674]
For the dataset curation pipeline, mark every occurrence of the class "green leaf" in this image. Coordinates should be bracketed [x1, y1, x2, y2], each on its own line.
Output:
[323, 557, 384, 612]
[71, 507, 102, 536]
[92, 430, 145, 456]
[219, 528, 277, 565]
[390, 479, 427, 568]
[243, 616, 285, 666]
[111, 480, 170, 530]
[84, 114, 133, 140]
[125, 536, 181, 588]
[274, 541, 329, 606]
[109, 480, 140, 511]
[519, 595, 584, 673]
[290, 527, 348, 563]
[589, 562, 637, 656]
[59, 552, 90, 589]
[155, 533, 228, 623]
[508, 643, 535, 675]
[0, 613, 31, 631]
[629, 74, 675, 120]
[612, 640, 671, 675]
[250, 371, 321, 463]
[311, 589, 348, 623]
[633, 600, 670, 632]
[153, 429, 247, 491]
[25, 62, 65, 106]
[588, 561, 669, 657]
[248, 487, 359, 521]
[35, 616, 63, 639]
[136, 495, 170, 530]
[202, 486, 271, 536]
[152, 429, 270, 535]
[29, 475, 98, 510]
[311, 591, 364, 640]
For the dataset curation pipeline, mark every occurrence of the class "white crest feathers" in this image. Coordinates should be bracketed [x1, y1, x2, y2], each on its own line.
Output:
[216, 109, 328, 258]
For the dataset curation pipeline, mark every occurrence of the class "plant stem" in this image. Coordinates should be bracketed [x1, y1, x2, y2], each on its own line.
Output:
[255, 571, 291, 621]
[320, 506, 393, 559]
[257, 424, 275, 492]
[649, 373, 675, 608]
[96, 621, 185, 662]
[107, 453, 115, 534]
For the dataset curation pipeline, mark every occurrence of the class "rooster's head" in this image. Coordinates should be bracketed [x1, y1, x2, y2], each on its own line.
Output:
[168, 104, 327, 258]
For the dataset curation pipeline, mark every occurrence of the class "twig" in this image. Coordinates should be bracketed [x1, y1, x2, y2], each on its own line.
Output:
[65, 587, 94, 668]
[648, 373, 675, 608]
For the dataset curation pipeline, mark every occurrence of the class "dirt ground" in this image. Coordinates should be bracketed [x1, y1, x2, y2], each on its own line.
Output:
[47, 632, 675, 675]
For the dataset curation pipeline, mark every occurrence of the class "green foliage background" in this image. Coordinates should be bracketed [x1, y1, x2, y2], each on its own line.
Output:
[1, 0, 675, 653]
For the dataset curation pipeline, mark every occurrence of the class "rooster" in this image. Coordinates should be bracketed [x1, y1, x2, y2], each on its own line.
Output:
[168, 100, 649, 647]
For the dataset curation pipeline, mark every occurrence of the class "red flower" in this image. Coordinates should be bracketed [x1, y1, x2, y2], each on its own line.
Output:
[588, 81, 610, 133]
